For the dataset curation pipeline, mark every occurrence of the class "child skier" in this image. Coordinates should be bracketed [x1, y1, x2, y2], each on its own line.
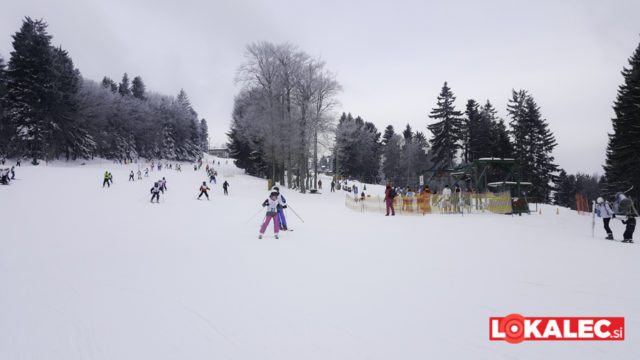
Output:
[198, 182, 210, 200]
[161, 177, 167, 192]
[144, 168, 149, 177]
[137, 170, 142, 180]
[150, 182, 161, 203]
[621, 215, 636, 243]
[595, 197, 614, 240]
[273, 187, 288, 231]
[129, 171, 135, 181]
[223, 181, 230, 195]
[259, 191, 283, 239]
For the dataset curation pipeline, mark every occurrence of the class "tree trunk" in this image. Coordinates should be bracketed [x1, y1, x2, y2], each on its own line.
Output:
[313, 129, 318, 190]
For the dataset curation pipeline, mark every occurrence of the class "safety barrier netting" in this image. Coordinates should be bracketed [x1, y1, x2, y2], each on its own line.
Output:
[345, 191, 513, 215]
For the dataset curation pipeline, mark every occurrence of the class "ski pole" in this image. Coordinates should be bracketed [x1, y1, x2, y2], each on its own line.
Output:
[245, 207, 264, 224]
[286, 204, 305, 223]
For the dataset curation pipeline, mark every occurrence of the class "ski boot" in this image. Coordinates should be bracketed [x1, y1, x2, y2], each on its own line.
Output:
[275, 234, 279, 239]
[258, 234, 263, 239]
[606, 234, 614, 240]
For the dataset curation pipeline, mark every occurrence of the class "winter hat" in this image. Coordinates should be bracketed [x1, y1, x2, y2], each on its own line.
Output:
[597, 197, 604, 204]
[203, 181, 206, 185]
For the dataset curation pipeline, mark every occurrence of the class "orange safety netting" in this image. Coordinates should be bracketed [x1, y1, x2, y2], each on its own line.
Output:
[344, 191, 513, 215]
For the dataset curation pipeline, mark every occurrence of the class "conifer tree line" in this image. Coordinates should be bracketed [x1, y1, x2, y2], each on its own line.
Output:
[227, 42, 341, 193]
[555, 171, 603, 210]
[0, 17, 209, 163]
[333, 81, 558, 201]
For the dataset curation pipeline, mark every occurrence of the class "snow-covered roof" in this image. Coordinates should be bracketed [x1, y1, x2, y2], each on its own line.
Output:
[487, 181, 533, 187]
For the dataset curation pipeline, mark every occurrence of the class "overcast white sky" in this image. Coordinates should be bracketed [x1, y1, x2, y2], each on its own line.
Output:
[1, 0, 639, 174]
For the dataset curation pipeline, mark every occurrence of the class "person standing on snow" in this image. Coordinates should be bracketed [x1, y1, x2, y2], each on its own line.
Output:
[442, 185, 452, 213]
[273, 187, 289, 231]
[595, 197, 615, 240]
[144, 168, 149, 177]
[150, 182, 161, 203]
[129, 171, 135, 181]
[259, 191, 284, 239]
[330, 180, 335, 192]
[198, 182, 211, 200]
[137, 170, 142, 180]
[384, 183, 396, 216]
[223, 180, 230, 195]
[318, 179, 322, 190]
[103, 171, 110, 187]
[621, 214, 636, 243]
[453, 183, 462, 212]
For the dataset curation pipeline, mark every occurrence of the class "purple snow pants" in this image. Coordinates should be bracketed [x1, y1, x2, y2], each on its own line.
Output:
[385, 199, 395, 215]
[260, 214, 280, 234]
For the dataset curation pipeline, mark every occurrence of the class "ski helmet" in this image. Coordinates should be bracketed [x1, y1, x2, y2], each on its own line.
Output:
[273, 186, 280, 192]
[203, 181, 206, 185]
[597, 197, 604, 204]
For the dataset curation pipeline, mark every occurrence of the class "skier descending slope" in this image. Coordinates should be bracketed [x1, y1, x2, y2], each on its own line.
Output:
[129, 171, 135, 181]
[198, 182, 210, 200]
[150, 182, 161, 203]
[223, 181, 230, 195]
[595, 197, 615, 240]
[259, 191, 283, 239]
[102, 171, 110, 188]
[273, 187, 289, 231]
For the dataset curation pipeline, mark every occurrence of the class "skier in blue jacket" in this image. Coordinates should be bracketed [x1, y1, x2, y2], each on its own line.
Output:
[273, 186, 289, 231]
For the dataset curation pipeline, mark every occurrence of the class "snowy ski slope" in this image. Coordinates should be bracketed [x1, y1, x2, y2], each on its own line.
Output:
[0, 157, 638, 359]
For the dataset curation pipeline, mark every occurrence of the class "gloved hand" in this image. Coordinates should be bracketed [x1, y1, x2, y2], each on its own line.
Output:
[283, 205, 287, 209]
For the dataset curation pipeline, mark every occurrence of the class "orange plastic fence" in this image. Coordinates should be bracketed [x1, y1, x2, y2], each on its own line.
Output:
[575, 193, 590, 215]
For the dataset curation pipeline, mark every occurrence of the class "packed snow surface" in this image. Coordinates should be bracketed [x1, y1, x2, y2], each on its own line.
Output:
[0, 157, 638, 359]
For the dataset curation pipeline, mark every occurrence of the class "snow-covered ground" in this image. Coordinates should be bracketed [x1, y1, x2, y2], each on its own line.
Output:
[0, 157, 638, 359]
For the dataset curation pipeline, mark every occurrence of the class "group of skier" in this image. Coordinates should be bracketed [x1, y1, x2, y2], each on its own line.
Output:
[102, 171, 114, 187]
[0, 165, 16, 185]
[594, 193, 636, 243]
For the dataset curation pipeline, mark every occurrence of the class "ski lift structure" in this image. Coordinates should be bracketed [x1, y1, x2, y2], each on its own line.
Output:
[422, 157, 532, 214]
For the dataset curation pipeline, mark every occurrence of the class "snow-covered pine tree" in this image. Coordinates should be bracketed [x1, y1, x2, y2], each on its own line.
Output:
[101, 76, 118, 93]
[463, 99, 486, 163]
[0, 54, 8, 155]
[131, 76, 145, 100]
[199, 118, 209, 152]
[507, 90, 558, 202]
[50, 47, 95, 159]
[427, 82, 464, 169]
[481, 100, 512, 159]
[604, 39, 640, 203]
[555, 170, 575, 208]
[382, 125, 401, 184]
[5, 17, 56, 163]
[118, 73, 131, 97]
